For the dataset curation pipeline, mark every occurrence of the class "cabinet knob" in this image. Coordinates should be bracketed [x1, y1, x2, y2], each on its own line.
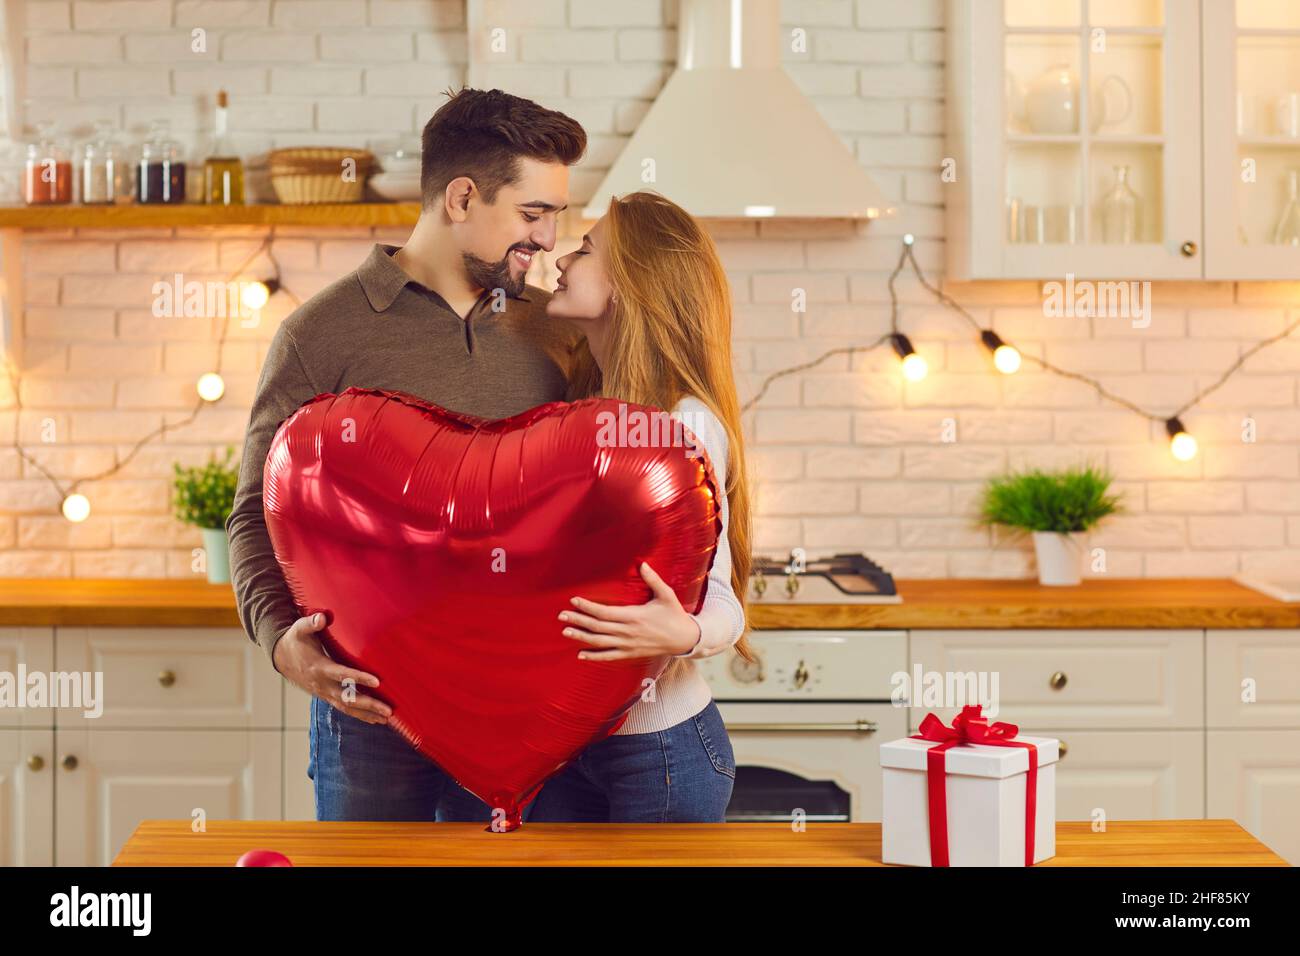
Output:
[1058, 740, 1069, 759]
[27, 755, 44, 772]
[1049, 670, 1068, 690]
[61, 754, 78, 771]
[1180, 240, 1197, 257]
[158, 669, 176, 688]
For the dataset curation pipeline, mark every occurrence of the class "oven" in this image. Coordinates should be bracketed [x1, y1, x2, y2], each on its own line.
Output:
[695, 629, 909, 823]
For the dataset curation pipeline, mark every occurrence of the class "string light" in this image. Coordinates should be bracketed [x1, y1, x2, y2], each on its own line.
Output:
[890, 332, 928, 381]
[1166, 417, 1199, 462]
[8, 233, 1300, 518]
[980, 329, 1022, 374]
[240, 277, 279, 313]
[5, 234, 299, 520]
[742, 237, 1300, 462]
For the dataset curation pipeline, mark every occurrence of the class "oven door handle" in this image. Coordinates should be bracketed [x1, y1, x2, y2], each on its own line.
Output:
[723, 720, 878, 733]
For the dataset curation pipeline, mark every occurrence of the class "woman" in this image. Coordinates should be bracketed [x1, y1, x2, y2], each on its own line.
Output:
[439, 190, 755, 823]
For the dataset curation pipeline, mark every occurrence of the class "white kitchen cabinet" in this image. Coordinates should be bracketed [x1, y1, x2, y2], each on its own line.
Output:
[285, 723, 315, 821]
[1203, 1, 1300, 278]
[0, 628, 54, 729]
[908, 629, 1204, 729]
[54, 627, 281, 729]
[54, 728, 281, 867]
[1207, 729, 1300, 865]
[946, 0, 1204, 279]
[1207, 629, 1300, 727]
[0, 729, 54, 866]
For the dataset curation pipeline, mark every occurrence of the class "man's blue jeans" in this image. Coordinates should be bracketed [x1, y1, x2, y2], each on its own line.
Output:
[308, 696, 736, 823]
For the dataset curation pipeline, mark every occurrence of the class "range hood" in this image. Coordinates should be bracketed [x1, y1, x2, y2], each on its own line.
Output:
[581, 0, 894, 220]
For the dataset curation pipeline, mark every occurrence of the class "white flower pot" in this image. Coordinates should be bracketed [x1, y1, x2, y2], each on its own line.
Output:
[201, 527, 231, 584]
[1031, 531, 1083, 586]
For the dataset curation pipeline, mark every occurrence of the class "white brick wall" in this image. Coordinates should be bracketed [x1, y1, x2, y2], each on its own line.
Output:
[1, 0, 1297, 580]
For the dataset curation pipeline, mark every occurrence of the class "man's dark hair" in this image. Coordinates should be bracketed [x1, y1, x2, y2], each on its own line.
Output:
[420, 87, 587, 208]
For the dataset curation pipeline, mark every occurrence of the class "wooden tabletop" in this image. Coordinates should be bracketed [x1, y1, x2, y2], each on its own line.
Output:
[112, 819, 1288, 867]
[3, 577, 1296, 629]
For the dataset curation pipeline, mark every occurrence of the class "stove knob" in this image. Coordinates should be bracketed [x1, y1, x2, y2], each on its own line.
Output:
[729, 654, 764, 684]
[792, 660, 809, 689]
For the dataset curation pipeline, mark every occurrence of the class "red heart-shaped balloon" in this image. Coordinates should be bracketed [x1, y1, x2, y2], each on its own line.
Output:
[263, 386, 722, 829]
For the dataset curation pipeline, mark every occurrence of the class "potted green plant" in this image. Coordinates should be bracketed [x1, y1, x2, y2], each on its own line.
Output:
[978, 464, 1123, 586]
[173, 446, 240, 584]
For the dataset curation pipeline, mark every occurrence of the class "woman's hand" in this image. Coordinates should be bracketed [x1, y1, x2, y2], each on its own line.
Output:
[559, 562, 701, 661]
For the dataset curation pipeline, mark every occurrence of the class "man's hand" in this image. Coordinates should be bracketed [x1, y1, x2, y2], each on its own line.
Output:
[559, 562, 702, 661]
[272, 613, 393, 725]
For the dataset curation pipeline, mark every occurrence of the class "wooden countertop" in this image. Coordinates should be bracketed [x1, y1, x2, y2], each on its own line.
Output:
[2, 577, 1296, 629]
[112, 819, 1288, 867]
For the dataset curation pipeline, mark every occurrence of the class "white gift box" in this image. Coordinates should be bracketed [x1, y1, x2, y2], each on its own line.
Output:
[880, 731, 1059, 867]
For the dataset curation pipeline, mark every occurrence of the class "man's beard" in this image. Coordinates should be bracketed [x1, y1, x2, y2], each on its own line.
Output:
[462, 244, 536, 299]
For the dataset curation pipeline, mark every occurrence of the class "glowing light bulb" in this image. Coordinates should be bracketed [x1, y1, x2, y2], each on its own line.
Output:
[62, 493, 90, 522]
[901, 352, 929, 381]
[1165, 417, 1198, 461]
[993, 344, 1021, 374]
[979, 329, 1020, 374]
[197, 372, 225, 402]
[240, 280, 270, 312]
[1170, 431, 1198, 461]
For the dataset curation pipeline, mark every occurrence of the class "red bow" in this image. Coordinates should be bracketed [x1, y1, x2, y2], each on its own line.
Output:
[908, 705, 1039, 866]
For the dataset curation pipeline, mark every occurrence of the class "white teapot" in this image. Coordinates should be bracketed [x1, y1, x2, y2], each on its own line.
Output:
[1008, 63, 1133, 134]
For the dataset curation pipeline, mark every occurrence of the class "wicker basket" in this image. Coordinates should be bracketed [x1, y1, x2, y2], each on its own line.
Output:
[268, 147, 377, 204]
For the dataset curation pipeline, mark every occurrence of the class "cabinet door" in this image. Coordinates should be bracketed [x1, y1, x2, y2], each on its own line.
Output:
[1030, 728, 1204, 821]
[0, 729, 54, 866]
[1203, 1, 1300, 278]
[54, 729, 281, 867]
[947, 0, 1203, 278]
[284, 726, 315, 821]
[0, 628, 55, 729]
[1207, 730, 1300, 865]
[55, 627, 281, 729]
[1207, 629, 1300, 727]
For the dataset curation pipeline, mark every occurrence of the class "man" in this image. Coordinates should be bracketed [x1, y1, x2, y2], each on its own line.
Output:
[226, 88, 588, 821]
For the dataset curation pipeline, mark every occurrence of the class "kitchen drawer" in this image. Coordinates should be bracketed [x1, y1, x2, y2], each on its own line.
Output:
[1207, 630, 1300, 728]
[909, 630, 1203, 729]
[0, 628, 55, 729]
[1207, 730, 1300, 866]
[54, 628, 281, 729]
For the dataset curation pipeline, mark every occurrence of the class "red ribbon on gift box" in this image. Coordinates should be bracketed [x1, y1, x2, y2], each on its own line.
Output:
[908, 704, 1039, 867]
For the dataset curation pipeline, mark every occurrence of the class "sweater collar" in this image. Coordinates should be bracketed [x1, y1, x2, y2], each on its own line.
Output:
[358, 243, 534, 314]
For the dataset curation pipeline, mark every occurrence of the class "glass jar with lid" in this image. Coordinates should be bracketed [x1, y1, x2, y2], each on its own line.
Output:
[78, 120, 123, 204]
[136, 119, 187, 204]
[23, 120, 72, 205]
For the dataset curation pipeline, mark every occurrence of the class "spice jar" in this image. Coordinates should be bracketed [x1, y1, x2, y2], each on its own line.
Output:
[78, 120, 123, 204]
[136, 119, 187, 204]
[24, 120, 72, 204]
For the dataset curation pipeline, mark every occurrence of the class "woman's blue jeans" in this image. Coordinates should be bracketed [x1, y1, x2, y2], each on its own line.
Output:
[308, 696, 735, 823]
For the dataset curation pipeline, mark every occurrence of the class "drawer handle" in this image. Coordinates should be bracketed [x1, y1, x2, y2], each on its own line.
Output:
[1049, 671, 1068, 690]
[27, 755, 44, 772]
[1058, 740, 1068, 759]
[158, 669, 176, 688]
[61, 754, 78, 771]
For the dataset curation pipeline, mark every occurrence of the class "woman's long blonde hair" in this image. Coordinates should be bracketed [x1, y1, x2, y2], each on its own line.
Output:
[567, 191, 754, 662]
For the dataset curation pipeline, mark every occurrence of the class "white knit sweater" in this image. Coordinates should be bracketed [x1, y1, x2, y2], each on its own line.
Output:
[614, 395, 746, 735]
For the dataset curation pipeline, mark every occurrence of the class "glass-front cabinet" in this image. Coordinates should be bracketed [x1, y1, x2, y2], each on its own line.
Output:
[1204, 0, 1300, 278]
[949, 0, 1299, 280]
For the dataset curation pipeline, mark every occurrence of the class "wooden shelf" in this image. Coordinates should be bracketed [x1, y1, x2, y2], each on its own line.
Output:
[0, 201, 421, 229]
